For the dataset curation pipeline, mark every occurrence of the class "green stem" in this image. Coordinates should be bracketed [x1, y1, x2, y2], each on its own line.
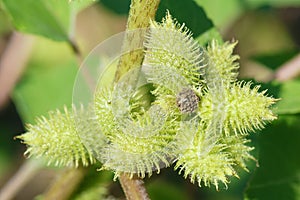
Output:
[114, 0, 161, 82]
[114, 0, 161, 199]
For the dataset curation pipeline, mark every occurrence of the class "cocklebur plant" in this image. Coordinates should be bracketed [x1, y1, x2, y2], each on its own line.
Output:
[17, 12, 278, 192]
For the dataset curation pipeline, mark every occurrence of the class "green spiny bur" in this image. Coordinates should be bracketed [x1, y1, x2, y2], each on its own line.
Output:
[17, 107, 96, 167]
[94, 86, 178, 178]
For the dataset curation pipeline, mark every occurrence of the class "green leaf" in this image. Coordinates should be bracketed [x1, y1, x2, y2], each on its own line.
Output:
[1, 0, 94, 41]
[194, 0, 244, 28]
[244, 0, 300, 8]
[13, 61, 77, 124]
[251, 50, 299, 70]
[245, 116, 300, 200]
[72, 0, 95, 13]
[71, 168, 114, 200]
[147, 180, 188, 200]
[0, 8, 12, 34]
[157, 0, 214, 38]
[195, 0, 300, 29]
[195, 0, 300, 25]
[12, 38, 77, 123]
[263, 80, 300, 115]
[196, 27, 223, 46]
[100, 0, 130, 15]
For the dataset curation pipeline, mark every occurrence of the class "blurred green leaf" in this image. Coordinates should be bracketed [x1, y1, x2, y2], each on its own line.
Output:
[244, 0, 300, 8]
[12, 39, 77, 123]
[1, 0, 94, 41]
[245, 115, 300, 200]
[13, 61, 77, 123]
[251, 50, 299, 70]
[71, 167, 114, 200]
[1, 0, 70, 41]
[271, 80, 300, 114]
[72, 0, 95, 13]
[259, 80, 300, 115]
[195, 0, 300, 29]
[196, 27, 223, 46]
[147, 180, 187, 200]
[100, 0, 130, 15]
[0, 8, 12, 34]
[0, 106, 23, 176]
[0, 151, 10, 177]
[194, 0, 244, 28]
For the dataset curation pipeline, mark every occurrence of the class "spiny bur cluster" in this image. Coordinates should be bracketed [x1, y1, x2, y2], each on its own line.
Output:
[17, 12, 277, 190]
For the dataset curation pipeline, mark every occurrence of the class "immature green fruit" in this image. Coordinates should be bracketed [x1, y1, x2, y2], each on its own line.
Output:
[144, 11, 207, 91]
[199, 82, 277, 135]
[174, 120, 236, 190]
[221, 134, 256, 170]
[17, 107, 96, 167]
[93, 83, 179, 178]
[205, 40, 240, 84]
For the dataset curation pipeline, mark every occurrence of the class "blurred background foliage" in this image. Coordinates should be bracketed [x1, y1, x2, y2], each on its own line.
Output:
[0, 0, 299, 199]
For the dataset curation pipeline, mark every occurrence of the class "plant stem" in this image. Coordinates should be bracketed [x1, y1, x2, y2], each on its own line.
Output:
[114, 0, 160, 199]
[114, 0, 161, 82]
[43, 167, 87, 200]
[119, 174, 150, 200]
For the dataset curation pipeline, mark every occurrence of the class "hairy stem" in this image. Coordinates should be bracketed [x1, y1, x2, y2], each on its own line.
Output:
[115, 0, 160, 199]
[119, 174, 150, 200]
[114, 0, 161, 82]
